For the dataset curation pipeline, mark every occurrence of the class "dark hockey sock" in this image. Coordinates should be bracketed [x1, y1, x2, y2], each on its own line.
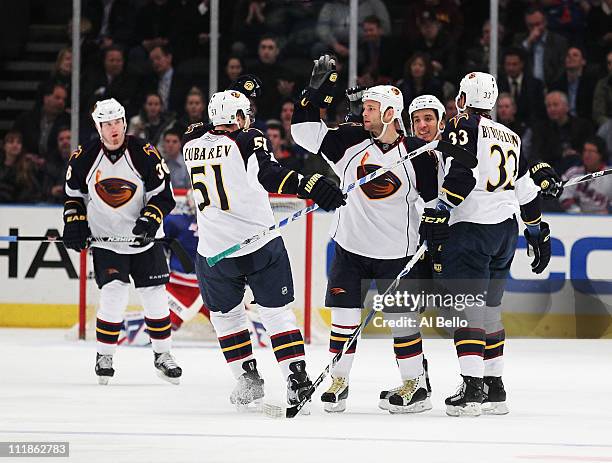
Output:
[270, 329, 305, 363]
[145, 315, 172, 341]
[454, 327, 485, 378]
[329, 323, 359, 355]
[394, 333, 424, 379]
[96, 318, 122, 346]
[484, 329, 505, 377]
[218, 329, 253, 365]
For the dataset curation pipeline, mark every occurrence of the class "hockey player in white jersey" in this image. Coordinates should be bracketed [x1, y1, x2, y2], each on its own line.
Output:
[422, 72, 552, 416]
[182, 90, 345, 411]
[63, 98, 182, 385]
[291, 56, 441, 413]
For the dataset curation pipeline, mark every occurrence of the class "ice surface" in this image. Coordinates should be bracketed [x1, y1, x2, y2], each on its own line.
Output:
[1, 329, 611, 463]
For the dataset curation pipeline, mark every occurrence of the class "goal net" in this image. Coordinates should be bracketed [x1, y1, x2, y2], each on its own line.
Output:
[72, 190, 314, 345]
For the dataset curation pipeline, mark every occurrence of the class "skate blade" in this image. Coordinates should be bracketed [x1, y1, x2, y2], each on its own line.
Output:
[388, 398, 432, 414]
[236, 399, 263, 413]
[482, 401, 509, 415]
[323, 399, 346, 413]
[446, 402, 482, 417]
[97, 376, 110, 385]
[156, 369, 180, 385]
[378, 399, 391, 411]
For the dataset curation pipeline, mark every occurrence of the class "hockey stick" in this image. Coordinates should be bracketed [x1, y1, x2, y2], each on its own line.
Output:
[0, 235, 195, 273]
[562, 167, 612, 188]
[207, 140, 475, 267]
[263, 243, 428, 419]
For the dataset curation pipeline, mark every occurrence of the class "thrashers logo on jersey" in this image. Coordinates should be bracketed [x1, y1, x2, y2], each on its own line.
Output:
[357, 162, 402, 200]
[95, 175, 138, 208]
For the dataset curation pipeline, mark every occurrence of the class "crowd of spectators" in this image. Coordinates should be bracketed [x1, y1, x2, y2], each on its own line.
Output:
[1, 0, 611, 213]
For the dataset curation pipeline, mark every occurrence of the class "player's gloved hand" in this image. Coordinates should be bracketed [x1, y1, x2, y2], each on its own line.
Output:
[530, 161, 563, 199]
[298, 173, 346, 211]
[229, 74, 263, 98]
[419, 208, 450, 273]
[524, 221, 551, 274]
[346, 86, 366, 116]
[131, 204, 162, 247]
[302, 54, 338, 109]
[62, 201, 90, 252]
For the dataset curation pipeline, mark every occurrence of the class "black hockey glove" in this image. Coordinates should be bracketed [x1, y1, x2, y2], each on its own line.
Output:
[346, 86, 366, 117]
[132, 204, 162, 246]
[62, 201, 90, 252]
[298, 174, 346, 211]
[524, 221, 551, 274]
[229, 74, 263, 99]
[301, 54, 338, 109]
[530, 161, 563, 199]
[419, 208, 450, 273]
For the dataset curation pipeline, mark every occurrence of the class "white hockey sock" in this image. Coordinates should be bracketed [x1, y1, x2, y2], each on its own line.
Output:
[96, 280, 129, 355]
[329, 308, 361, 379]
[259, 305, 305, 380]
[210, 304, 254, 379]
[137, 285, 172, 354]
[393, 333, 424, 380]
[484, 305, 505, 377]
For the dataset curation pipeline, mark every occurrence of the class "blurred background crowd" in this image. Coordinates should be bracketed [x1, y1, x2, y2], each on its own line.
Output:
[0, 0, 611, 213]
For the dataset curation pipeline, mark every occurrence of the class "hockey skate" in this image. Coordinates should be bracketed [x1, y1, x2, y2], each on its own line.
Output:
[445, 375, 484, 417]
[95, 353, 114, 385]
[482, 376, 509, 415]
[321, 376, 349, 413]
[154, 352, 182, 385]
[230, 359, 265, 411]
[287, 360, 312, 415]
[379, 357, 432, 410]
[386, 373, 432, 414]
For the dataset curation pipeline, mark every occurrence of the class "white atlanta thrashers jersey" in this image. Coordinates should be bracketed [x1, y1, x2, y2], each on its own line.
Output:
[439, 113, 539, 225]
[181, 124, 302, 258]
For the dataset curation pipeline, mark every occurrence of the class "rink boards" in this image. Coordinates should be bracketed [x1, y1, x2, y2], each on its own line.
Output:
[0, 203, 611, 338]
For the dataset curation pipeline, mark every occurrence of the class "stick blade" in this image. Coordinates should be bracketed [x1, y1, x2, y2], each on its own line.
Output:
[262, 402, 300, 419]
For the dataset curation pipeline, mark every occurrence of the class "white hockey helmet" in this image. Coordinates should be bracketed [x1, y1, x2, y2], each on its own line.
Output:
[362, 85, 406, 139]
[91, 98, 126, 136]
[208, 90, 251, 128]
[408, 94, 446, 136]
[455, 71, 498, 112]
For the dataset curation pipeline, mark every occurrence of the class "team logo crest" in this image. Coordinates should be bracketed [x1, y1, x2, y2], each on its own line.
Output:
[357, 163, 402, 199]
[390, 87, 400, 95]
[231, 91, 241, 98]
[143, 143, 160, 159]
[244, 81, 255, 91]
[95, 176, 138, 208]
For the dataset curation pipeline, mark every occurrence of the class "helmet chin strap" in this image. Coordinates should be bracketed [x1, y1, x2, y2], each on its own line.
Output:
[374, 107, 394, 140]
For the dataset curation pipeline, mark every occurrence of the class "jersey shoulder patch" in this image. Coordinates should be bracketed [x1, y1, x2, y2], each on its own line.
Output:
[182, 122, 211, 145]
[67, 139, 101, 175]
[447, 113, 479, 131]
[236, 127, 269, 153]
[126, 136, 162, 161]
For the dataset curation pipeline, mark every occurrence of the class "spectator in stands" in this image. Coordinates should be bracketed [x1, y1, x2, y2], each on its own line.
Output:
[128, 92, 175, 148]
[496, 93, 532, 160]
[162, 128, 190, 189]
[86, 0, 134, 50]
[280, 98, 295, 145]
[315, 0, 391, 59]
[173, 88, 206, 135]
[444, 97, 457, 121]
[218, 56, 244, 91]
[43, 127, 72, 203]
[133, 0, 172, 55]
[145, 45, 191, 115]
[516, 7, 568, 88]
[412, 9, 457, 82]
[38, 48, 72, 109]
[397, 52, 444, 110]
[357, 15, 399, 86]
[543, 0, 589, 46]
[550, 47, 598, 121]
[249, 36, 295, 120]
[497, 47, 546, 123]
[404, 0, 464, 43]
[560, 137, 612, 214]
[593, 50, 612, 127]
[0, 131, 43, 203]
[463, 20, 496, 74]
[270, 0, 319, 59]
[83, 46, 138, 116]
[232, 0, 271, 57]
[13, 82, 70, 159]
[266, 120, 296, 167]
[531, 91, 594, 173]
[585, 0, 612, 63]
